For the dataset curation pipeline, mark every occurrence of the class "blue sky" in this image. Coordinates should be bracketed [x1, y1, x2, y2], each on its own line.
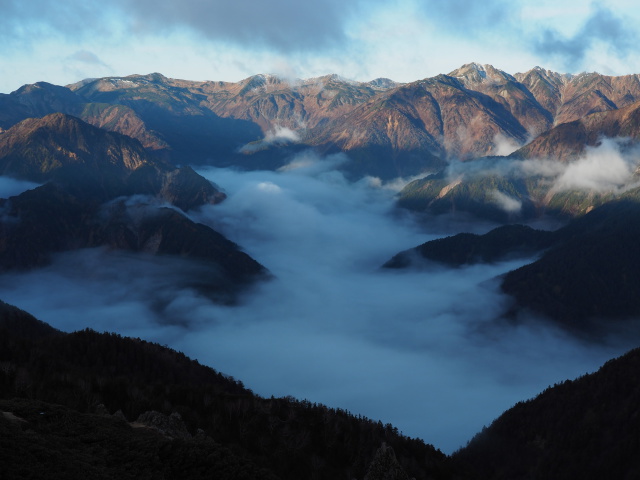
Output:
[1, 0, 639, 93]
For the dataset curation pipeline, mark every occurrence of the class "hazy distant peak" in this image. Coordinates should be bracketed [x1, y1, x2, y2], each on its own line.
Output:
[12, 81, 76, 97]
[240, 73, 284, 84]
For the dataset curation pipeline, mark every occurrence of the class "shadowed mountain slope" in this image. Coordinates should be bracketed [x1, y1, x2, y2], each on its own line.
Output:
[0, 306, 453, 480]
[453, 346, 640, 480]
[0, 113, 266, 299]
[386, 199, 640, 335]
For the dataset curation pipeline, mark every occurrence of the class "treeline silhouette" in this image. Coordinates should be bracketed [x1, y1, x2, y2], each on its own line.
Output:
[453, 346, 640, 479]
[0, 301, 452, 480]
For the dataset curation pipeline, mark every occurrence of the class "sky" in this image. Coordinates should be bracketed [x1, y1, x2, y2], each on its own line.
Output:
[1, 0, 640, 93]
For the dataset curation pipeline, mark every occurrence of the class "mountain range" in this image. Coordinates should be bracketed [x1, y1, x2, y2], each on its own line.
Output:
[3, 63, 640, 182]
[3, 64, 640, 322]
[3, 64, 640, 478]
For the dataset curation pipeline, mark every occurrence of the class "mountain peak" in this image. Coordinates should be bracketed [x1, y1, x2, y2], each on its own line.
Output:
[238, 73, 288, 93]
[448, 63, 512, 84]
[515, 66, 574, 85]
[367, 78, 399, 90]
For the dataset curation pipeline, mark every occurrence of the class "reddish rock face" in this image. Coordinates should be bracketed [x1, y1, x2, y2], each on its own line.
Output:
[3, 65, 640, 180]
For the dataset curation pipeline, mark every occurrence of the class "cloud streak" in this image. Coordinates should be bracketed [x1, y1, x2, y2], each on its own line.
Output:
[239, 126, 302, 154]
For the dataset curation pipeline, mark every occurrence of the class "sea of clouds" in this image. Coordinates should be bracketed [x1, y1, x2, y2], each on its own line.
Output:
[0, 152, 635, 453]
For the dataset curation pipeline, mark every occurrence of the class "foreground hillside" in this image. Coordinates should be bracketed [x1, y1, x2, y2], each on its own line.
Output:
[453, 346, 640, 480]
[0, 301, 452, 480]
[3, 299, 640, 479]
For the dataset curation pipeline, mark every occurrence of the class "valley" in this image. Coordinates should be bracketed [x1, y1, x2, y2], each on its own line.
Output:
[2, 64, 640, 478]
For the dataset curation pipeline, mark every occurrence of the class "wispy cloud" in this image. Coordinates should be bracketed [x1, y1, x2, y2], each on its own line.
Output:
[66, 50, 109, 67]
[534, 3, 638, 70]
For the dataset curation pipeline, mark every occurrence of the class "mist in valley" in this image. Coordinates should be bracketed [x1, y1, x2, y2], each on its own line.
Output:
[0, 153, 635, 454]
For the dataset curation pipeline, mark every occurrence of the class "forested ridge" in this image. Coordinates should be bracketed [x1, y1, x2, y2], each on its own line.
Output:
[4, 298, 640, 479]
[453, 347, 640, 479]
[0, 301, 452, 480]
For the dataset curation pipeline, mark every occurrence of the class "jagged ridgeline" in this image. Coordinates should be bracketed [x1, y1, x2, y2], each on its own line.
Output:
[3, 64, 640, 183]
[0, 303, 452, 480]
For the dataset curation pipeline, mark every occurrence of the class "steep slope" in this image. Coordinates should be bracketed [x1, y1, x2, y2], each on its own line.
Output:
[514, 68, 640, 125]
[0, 114, 266, 299]
[0, 113, 221, 208]
[0, 83, 74, 130]
[383, 224, 555, 268]
[452, 346, 640, 480]
[501, 199, 640, 332]
[397, 167, 539, 222]
[386, 198, 640, 334]
[0, 184, 266, 299]
[69, 73, 267, 164]
[0, 306, 453, 480]
[398, 99, 640, 221]
[310, 69, 534, 178]
[0, 82, 167, 152]
[512, 99, 640, 161]
[449, 63, 553, 136]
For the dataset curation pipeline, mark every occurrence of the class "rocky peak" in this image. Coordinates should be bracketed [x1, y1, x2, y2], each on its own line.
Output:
[238, 73, 286, 93]
[449, 63, 513, 85]
[515, 66, 573, 86]
[368, 78, 400, 90]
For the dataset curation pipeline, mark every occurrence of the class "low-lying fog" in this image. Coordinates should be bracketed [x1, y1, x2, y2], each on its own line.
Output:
[0, 156, 634, 453]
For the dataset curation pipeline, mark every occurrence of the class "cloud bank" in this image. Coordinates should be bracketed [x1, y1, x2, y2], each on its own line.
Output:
[446, 137, 640, 197]
[0, 160, 635, 454]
